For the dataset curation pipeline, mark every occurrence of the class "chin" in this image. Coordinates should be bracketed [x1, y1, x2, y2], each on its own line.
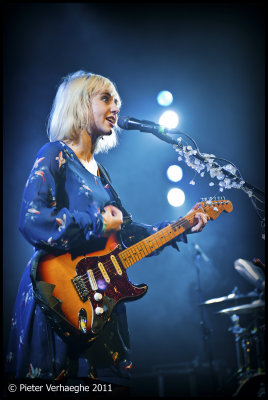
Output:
[95, 129, 118, 154]
[100, 128, 113, 137]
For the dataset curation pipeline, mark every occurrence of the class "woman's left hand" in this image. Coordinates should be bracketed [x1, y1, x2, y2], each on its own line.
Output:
[186, 203, 210, 233]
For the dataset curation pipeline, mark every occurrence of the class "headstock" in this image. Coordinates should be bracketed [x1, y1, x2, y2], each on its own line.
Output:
[198, 196, 233, 220]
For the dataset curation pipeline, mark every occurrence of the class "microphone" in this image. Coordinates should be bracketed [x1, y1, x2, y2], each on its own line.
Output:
[193, 243, 210, 262]
[118, 115, 183, 135]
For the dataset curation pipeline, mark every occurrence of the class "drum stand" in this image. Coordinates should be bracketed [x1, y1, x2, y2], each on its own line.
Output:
[228, 312, 265, 396]
[228, 314, 250, 380]
[194, 252, 217, 393]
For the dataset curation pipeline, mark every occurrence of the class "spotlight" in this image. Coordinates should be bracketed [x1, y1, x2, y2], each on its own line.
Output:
[167, 188, 185, 207]
[167, 165, 183, 182]
[157, 90, 173, 107]
[159, 110, 179, 129]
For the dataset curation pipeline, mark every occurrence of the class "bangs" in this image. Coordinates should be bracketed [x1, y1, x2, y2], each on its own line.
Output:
[89, 76, 121, 108]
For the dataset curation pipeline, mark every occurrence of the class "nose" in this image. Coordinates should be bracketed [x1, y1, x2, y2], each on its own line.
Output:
[111, 101, 120, 115]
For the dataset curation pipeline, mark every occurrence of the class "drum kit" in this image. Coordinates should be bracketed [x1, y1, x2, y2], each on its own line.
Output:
[200, 257, 265, 397]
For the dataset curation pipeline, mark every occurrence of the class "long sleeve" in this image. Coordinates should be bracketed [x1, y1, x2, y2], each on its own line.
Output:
[19, 142, 105, 251]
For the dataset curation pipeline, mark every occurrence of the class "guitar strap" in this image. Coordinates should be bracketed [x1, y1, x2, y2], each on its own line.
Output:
[97, 163, 133, 227]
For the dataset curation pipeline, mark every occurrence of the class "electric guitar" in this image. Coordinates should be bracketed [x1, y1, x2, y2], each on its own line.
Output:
[35, 198, 233, 342]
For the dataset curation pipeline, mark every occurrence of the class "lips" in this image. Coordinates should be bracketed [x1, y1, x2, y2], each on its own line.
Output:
[106, 116, 116, 126]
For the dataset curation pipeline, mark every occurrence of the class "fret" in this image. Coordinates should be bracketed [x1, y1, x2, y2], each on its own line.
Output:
[145, 237, 157, 252]
[127, 253, 136, 264]
[137, 242, 149, 257]
[155, 231, 168, 246]
[136, 245, 144, 259]
[124, 249, 134, 264]
[164, 227, 175, 241]
[142, 240, 152, 255]
[133, 243, 147, 258]
[119, 252, 131, 268]
[129, 246, 141, 262]
[118, 203, 230, 271]
[157, 229, 172, 245]
[153, 232, 165, 247]
[119, 215, 193, 269]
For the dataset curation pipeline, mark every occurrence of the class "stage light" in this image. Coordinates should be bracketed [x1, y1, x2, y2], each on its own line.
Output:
[159, 110, 179, 129]
[167, 165, 183, 182]
[157, 90, 173, 107]
[167, 188, 185, 207]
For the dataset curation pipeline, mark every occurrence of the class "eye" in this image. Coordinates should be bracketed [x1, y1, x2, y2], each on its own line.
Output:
[101, 95, 110, 103]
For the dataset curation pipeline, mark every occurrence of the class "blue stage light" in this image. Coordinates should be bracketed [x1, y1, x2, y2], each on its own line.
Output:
[167, 188, 185, 207]
[167, 165, 183, 182]
[157, 90, 173, 106]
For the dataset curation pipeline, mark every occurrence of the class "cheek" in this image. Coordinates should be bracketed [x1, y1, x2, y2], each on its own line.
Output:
[89, 104, 100, 124]
[91, 104, 104, 122]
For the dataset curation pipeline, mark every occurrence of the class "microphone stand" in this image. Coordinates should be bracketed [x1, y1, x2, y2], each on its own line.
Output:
[149, 128, 264, 198]
[194, 252, 217, 394]
[148, 128, 265, 238]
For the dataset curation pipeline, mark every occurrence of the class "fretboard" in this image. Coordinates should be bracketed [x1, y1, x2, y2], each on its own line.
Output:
[118, 214, 194, 269]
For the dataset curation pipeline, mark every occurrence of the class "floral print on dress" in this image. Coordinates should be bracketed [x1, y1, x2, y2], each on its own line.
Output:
[26, 363, 42, 379]
[34, 169, 46, 182]
[26, 166, 48, 188]
[55, 151, 66, 169]
[78, 181, 93, 197]
[56, 213, 66, 231]
[6, 140, 186, 383]
[48, 187, 56, 208]
[25, 201, 40, 221]
[33, 157, 45, 169]
[22, 284, 34, 307]
[19, 329, 25, 347]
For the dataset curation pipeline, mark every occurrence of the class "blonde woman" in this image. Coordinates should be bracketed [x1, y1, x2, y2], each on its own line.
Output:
[6, 70, 208, 390]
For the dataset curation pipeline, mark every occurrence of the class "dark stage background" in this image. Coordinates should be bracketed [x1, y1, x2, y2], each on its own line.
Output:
[3, 3, 265, 397]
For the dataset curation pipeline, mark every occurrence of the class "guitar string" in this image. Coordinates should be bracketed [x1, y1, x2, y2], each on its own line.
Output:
[77, 201, 228, 284]
[76, 210, 200, 284]
[76, 216, 191, 285]
[78, 205, 219, 284]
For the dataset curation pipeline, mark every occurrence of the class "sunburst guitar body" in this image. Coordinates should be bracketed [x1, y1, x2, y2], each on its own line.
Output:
[36, 198, 233, 341]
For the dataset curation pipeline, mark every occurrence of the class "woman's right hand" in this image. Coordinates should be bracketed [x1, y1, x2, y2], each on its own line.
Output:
[101, 205, 123, 237]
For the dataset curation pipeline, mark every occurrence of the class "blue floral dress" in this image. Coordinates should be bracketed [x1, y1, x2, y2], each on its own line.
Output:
[5, 140, 187, 385]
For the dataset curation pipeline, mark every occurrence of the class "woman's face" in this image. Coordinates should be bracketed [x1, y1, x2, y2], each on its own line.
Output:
[88, 90, 120, 137]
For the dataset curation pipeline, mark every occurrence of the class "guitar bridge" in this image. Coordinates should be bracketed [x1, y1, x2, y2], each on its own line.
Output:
[72, 275, 89, 302]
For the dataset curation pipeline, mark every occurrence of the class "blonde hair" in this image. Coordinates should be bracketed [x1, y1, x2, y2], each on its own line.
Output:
[47, 70, 121, 154]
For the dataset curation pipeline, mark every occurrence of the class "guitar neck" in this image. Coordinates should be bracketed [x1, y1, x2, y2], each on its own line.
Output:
[119, 212, 195, 269]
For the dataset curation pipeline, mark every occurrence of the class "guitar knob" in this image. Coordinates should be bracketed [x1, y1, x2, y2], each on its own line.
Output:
[95, 307, 104, 315]
[94, 292, 103, 301]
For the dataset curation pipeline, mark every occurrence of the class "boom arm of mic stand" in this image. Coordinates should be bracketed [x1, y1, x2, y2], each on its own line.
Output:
[150, 129, 178, 146]
[150, 130, 265, 198]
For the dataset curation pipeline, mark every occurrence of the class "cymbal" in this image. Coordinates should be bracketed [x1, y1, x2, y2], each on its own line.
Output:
[217, 300, 265, 316]
[200, 292, 258, 306]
